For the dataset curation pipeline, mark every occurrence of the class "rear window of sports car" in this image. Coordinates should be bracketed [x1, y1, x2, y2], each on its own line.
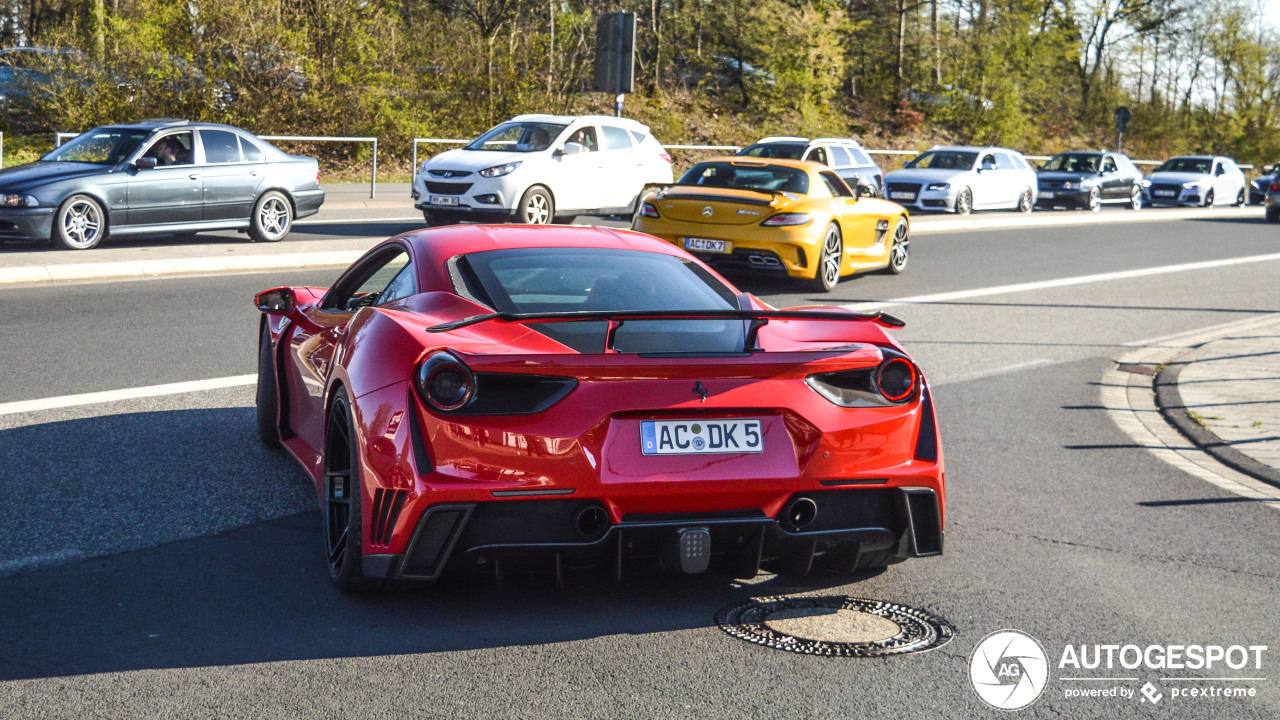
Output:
[677, 162, 809, 194]
[450, 248, 744, 353]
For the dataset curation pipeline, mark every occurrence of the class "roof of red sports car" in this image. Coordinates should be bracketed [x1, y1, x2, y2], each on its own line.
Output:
[398, 224, 695, 291]
[403, 224, 683, 265]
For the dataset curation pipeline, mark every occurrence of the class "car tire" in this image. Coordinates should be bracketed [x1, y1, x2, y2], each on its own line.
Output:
[885, 217, 909, 275]
[1016, 188, 1034, 213]
[515, 186, 553, 224]
[954, 188, 972, 215]
[324, 387, 380, 593]
[53, 194, 107, 250]
[1266, 206, 1280, 223]
[1130, 186, 1143, 211]
[807, 223, 843, 293]
[256, 324, 282, 449]
[1087, 187, 1102, 212]
[1235, 189, 1245, 207]
[249, 190, 293, 242]
[1203, 189, 1214, 208]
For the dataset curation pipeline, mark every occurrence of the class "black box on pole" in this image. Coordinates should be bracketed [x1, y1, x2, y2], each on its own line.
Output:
[594, 11, 635, 95]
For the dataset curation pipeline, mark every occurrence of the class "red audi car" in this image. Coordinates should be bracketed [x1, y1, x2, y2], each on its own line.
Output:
[255, 224, 945, 592]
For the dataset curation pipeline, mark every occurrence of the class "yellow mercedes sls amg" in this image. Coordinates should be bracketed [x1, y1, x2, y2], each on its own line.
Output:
[632, 157, 910, 292]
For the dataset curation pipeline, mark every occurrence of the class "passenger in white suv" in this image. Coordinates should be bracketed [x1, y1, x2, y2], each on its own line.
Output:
[413, 114, 674, 225]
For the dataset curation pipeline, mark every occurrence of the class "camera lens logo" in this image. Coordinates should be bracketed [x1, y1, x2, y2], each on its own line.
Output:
[969, 630, 1049, 711]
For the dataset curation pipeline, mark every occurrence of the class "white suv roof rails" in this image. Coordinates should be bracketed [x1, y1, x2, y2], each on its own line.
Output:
[756, 136, 809, 143]
[812, 137, 865, 147]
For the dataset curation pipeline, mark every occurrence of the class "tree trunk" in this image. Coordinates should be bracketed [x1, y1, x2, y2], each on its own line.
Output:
[896, 0, 906, 82]
[931, 0, 939, 84]
[91, 0, 106, 63]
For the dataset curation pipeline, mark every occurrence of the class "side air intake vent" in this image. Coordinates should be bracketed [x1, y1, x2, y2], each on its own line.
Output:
[371, 488, 408, 546]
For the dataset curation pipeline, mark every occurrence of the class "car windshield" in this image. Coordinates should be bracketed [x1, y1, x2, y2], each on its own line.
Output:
[455, 248, 744, 353]
[907, 150, 978, 170]
[1041, 153, 1101, 173]
[677, 162, 809, 194]
[738, 143, 806, 160]
[1157, 157, 1212, 174]
[465, 121, 566, 153]
[41, 127, 153, 165]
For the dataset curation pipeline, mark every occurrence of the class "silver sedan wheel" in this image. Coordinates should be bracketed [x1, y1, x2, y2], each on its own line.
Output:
[58, 198, 104, 250]
[1130, 186, 1143, 210]
[1088, 188, 1102, 212]
[955, 189, 972, 215]
[258, 196, 290, 239]
[525, 194, 551, 224]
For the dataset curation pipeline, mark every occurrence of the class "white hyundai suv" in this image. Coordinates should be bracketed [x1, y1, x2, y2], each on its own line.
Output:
[413, 114, 674, 225]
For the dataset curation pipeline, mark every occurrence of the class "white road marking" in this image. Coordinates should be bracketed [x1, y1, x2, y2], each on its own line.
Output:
[293, 215, 423, 226]
[842, 251, 1280, 313]
[0, 374, 256, 418]
[933, 359, 1055, 386]
[0, 549, 84, 575]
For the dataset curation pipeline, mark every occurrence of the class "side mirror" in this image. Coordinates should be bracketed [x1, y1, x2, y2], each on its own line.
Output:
[256, 287, 296, 315]
[980, 161, 997, 172]
[134, 156, 157, 170]
[560, 142, 585, 156]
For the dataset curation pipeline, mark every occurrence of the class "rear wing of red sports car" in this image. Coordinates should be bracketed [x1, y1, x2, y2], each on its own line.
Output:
[427, 309, 905, 352]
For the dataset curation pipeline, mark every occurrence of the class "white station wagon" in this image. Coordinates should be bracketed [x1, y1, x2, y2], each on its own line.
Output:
[883, 145, 1038, 214]
[413, 114, 674, 225]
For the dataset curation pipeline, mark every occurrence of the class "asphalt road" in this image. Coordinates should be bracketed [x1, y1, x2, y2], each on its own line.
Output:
[1, 215, 1278, 718]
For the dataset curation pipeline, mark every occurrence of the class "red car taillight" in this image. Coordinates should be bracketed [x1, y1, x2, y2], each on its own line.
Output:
[658, 152, 673, 164]
[876, 357, 917, 402]
[415, 351, 474, 411]
[1270, 182, 1279, 192]
[806, 354, 920, 407]
[640, 202, 661, 218]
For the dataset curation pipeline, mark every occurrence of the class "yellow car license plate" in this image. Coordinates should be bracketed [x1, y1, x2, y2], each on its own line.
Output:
[684, 237, 730, 253]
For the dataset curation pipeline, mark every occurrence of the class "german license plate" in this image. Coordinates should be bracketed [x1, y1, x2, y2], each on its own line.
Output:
[429, 195, 461, 206]
[1039, 191, 1055, 199]
[685, 237, 728, 253]
[889, 191, 916, 201]
[1155, 190, 1176, 197]
[640, 418, 763, 455]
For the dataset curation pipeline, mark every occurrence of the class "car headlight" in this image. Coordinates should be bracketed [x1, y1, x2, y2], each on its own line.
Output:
[1062, 181, 1077, 190]
[1, 194, 38, 207]
[417, 161, 431, 175]
[479, 161, 521, 178]
[1182, 181, 1202, 189]
[1140, 179, 1151, 188]
[925, 183, 949, 191]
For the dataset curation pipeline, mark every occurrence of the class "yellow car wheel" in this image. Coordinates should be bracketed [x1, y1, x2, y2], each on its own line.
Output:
[808, 222, 843, 293]
[886, 218, 909, 275]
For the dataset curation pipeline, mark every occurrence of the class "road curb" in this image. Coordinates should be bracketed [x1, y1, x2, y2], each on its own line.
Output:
[1100, 314, 1280, 506]
[1153, 345, 1280, 489]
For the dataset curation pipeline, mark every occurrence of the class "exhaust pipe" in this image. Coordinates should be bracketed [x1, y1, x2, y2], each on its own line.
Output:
[573, 505, 609, 538]
[781, 497, 818, 531]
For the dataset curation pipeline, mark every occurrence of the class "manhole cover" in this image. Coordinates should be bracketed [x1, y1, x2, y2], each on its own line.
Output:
[715, 595, 954, 657]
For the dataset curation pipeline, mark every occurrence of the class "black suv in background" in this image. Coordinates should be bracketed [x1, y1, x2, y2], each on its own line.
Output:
[1035, 151, 1144, 211]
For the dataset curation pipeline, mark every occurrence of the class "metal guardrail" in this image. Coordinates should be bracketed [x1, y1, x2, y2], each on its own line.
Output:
[54, 131, 380, 198]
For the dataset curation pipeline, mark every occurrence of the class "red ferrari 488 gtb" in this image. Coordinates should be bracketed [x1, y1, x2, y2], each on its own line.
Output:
[255, 224, 944, 592]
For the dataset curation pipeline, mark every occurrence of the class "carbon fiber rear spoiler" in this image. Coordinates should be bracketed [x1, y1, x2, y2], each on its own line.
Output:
[427, 309, 904, 351]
